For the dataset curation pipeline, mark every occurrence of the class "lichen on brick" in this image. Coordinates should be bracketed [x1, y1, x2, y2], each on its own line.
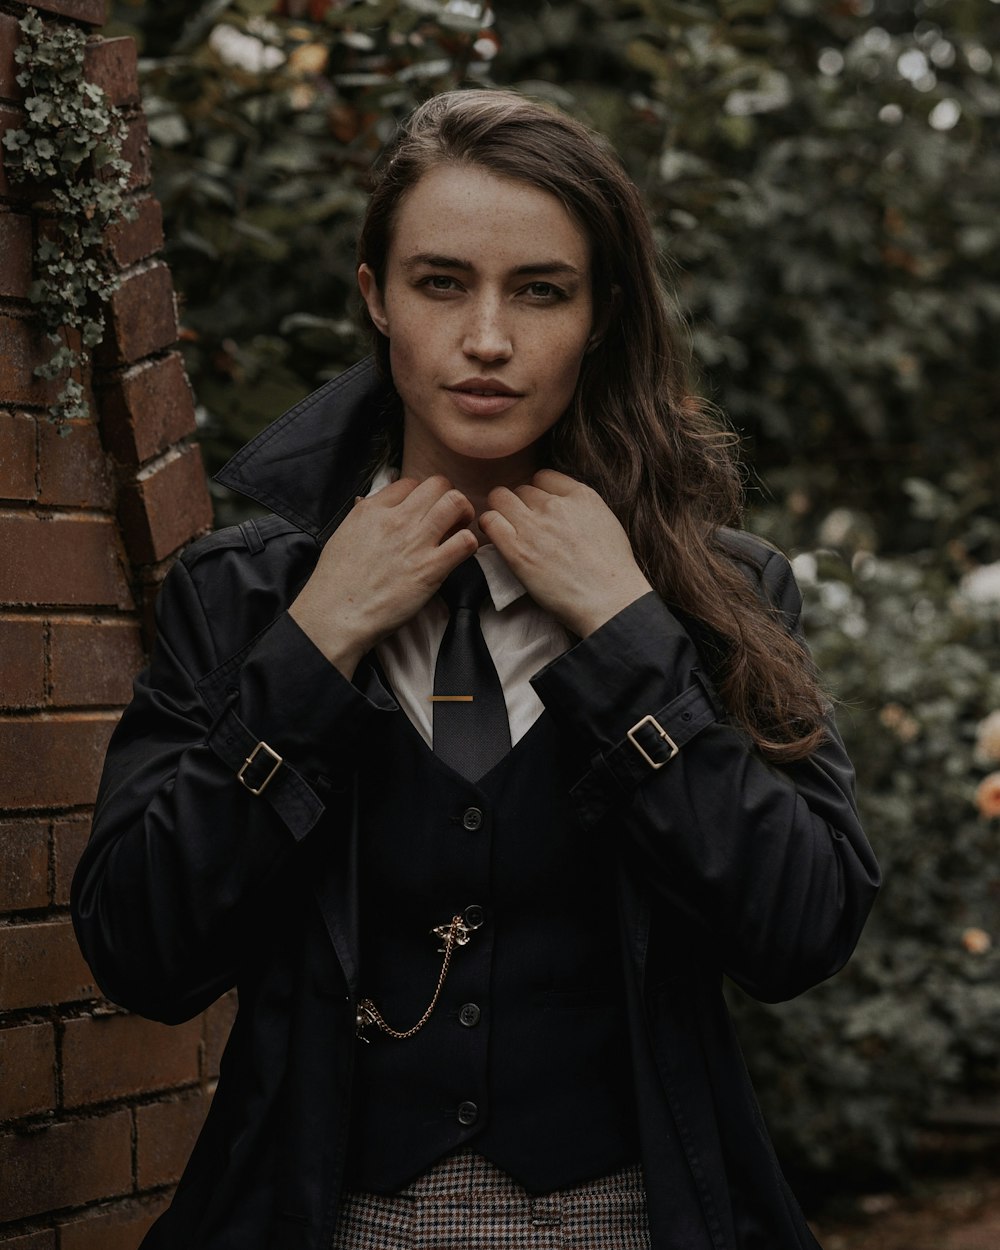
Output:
[1, 7, 135, 426]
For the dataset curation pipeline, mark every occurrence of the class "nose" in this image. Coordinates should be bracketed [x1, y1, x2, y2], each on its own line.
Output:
[461, 295, 512, 364]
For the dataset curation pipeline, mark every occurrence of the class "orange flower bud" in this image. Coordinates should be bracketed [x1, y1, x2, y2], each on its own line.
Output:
[974, 772, 1000, 819]
[962, 928, 992, 955]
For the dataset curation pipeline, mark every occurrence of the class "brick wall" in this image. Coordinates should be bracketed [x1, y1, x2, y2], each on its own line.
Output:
[0, 2, 228, 1245]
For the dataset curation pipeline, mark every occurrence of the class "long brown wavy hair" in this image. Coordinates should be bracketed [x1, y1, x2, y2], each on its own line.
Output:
[357, 89, 827, 762]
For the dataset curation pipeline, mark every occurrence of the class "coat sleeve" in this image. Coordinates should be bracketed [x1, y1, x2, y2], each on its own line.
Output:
[71, 554, 397, 1024]
[530, 546, 880, 1003]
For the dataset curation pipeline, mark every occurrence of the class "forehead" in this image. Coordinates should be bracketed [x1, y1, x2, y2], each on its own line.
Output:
[388, 163, 590, 270]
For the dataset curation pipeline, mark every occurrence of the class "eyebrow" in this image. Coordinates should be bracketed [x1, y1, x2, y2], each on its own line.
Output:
[400, 253, 584, 279]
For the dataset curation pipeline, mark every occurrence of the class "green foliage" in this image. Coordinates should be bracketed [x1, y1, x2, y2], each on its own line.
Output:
[2, 8, 135, 425]
[104, 0, 496, 502]
[731, 495, 1000, 1180]
[104, 0, 1000, 542]
[491, 0, 1000, 550]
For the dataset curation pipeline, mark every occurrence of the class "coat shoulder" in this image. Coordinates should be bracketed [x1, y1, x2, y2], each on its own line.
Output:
[714, 527, 800, 621]
[179, 515, 305, 572]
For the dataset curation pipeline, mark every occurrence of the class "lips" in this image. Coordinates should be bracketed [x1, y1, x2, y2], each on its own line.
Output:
[445, 377, 523, 417]
[446, 378, 522, 398]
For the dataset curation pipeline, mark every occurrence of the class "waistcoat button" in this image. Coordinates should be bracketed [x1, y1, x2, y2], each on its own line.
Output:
[463, 905, 485, 930]
[461, 806, 484, 831]
[459, 1002, 481, 1028]
[457, 1100, 478, 1126]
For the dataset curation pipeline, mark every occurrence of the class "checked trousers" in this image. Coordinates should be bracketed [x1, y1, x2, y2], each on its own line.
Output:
[331, 1149, 651, 1250]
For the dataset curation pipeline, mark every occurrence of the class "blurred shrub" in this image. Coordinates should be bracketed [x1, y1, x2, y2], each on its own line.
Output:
[105, 0, 498, 517]
[106, 0, 1000, 540]
[730, 495, 1000, 1182]
[494, 0, 1000, 549]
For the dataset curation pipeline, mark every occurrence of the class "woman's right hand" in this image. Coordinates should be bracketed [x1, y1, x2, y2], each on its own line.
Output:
[289, 475, 477, 679]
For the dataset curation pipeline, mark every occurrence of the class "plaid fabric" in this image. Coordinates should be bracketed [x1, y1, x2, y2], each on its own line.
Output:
[331, 1149, 650, 1249]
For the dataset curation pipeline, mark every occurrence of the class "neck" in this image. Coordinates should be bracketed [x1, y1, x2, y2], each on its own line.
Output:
[399, 445, 544, 542]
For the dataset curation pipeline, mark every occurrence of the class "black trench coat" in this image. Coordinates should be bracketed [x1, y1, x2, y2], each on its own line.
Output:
[72, 358, 880, 1250]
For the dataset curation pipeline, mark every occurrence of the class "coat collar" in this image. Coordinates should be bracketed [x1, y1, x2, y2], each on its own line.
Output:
[214, 356, 396, 540]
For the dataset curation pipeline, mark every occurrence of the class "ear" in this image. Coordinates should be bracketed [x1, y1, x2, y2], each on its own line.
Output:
[586, 282, 622, 353]
[358, 264, 390, 337]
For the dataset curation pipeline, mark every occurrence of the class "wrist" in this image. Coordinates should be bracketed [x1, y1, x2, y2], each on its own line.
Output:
[565, 581, 654, 638]
[287, 600, 370, 681]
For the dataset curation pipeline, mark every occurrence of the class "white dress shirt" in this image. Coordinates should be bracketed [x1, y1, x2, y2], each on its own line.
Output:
[366, 466, 571, 748]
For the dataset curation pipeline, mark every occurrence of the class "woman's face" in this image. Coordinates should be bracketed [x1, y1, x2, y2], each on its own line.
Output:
[358, 163, 594, 479]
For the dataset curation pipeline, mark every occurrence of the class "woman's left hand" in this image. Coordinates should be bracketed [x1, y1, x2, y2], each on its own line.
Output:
[480, 469, 653, 637]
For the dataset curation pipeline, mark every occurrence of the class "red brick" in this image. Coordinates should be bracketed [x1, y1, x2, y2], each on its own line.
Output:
[0, 1109, 132, 1222]
[0, 315, 57, 405]
[0, 14, 24, 104]
[0, 1022, 56, 1119]
[97, 264, 177, 368]
[36, 419, 114, 509]
[84, 37, 140, 110]
[63, 1011, 202, 1108]
[105, 195, 163, 269]
[203, 990, 237, 1079]
[26, 0, 106, 25]
[0, 104, 26, 199]
[0, 1232, 57, 1250]
[0, 412, 36, 501]
[118, 445, 213, 564]
[0, 918, 97, 1011]
[120, 114, 151, 194]
[59, 1194, 171, 1250]
[136, 1088, 211, 1189]
[49, 617, 144, 707]
[0, 210, 33, 297]
[136, 560, 170, 651]
[98, 353, 196, 465]
[0, 817, 49, 911]
[0, 513, 133, 609]
[0, 712, 116, 811]
[52, 814, 91, 907]
[0, 616, 46, 707]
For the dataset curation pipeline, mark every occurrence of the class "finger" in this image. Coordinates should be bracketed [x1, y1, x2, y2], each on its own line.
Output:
[485, 484, 533, 521]
[369, 476, 421, 506]
[400, 474, 462, 520]
[511, 484, 552, 510]
[423, 486, 475, 540]
[531, 468, 579, 495]
[479, 509, 518, 546]
[433, 528, 479, 573]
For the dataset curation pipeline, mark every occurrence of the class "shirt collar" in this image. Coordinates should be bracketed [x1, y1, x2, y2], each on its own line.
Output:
[367, 464, 529, 613]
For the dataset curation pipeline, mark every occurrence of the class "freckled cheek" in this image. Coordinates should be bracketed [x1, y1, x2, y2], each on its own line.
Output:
[546, 332, 590, 401]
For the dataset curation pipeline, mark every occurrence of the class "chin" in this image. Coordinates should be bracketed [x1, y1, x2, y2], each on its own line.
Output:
[452, 435, 535, 463]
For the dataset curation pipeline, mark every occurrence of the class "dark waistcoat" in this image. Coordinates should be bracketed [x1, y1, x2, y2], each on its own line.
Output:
[346, 685, 640, 1195]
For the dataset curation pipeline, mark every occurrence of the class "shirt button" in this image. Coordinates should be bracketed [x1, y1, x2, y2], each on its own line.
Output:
[462, 806, 484, 832]
[459, 1002, 481, 1028]
[463, 905, 485, 930]
[457, 1100, 478, 1126]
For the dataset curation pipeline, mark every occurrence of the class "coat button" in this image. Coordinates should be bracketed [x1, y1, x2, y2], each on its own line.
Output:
[461, 806, 484, 831]
[459, 1002, 481, 1028]
[463, 905, 485, 930]
[457, 1100, 478, 1126]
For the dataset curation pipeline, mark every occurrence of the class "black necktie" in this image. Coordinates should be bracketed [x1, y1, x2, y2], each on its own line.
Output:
[433, 557, 511, 781]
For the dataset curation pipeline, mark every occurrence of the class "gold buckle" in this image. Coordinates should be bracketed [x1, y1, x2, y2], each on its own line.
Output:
[627, 715, 679, 770]
[238, 741, 283, 795]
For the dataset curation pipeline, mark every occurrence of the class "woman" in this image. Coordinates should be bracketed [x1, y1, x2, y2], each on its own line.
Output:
[72, 90, 879, 1250]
